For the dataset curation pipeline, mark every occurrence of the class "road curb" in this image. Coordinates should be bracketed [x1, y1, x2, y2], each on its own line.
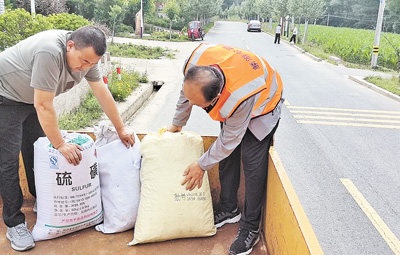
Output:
[348, 75, 400, 103]
[263, 31, 321, 61]
[119, 82, 154, 122]
[264, 29, 397, 101]
[304, 52, 322, 62]
[292, 44, 305, 53]
[98, 82, 154, 127]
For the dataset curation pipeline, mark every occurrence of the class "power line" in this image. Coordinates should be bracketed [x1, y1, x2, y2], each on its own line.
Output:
[323, 13, 399, 27]
[323, 14, 378, 23]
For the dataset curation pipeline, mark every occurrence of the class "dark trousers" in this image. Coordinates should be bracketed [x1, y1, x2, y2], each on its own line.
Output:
[274, 34, 281, 44]
[290, 34, 296, 44]
[0, 95, 44, 227]
[218, 121, 279, 231]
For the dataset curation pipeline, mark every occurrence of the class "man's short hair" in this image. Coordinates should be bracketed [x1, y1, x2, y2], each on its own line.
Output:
[185, 66, 223, 102]
[69, 25, 107, 56]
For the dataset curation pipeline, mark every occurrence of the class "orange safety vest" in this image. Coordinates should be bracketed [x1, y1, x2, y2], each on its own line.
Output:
[184, 43, 283, 122]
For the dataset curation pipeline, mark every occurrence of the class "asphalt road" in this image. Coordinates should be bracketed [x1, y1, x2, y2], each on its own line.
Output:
[128, 21, 400, 255]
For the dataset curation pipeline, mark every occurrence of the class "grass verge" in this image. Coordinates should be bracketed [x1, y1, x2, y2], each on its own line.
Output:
[107, 42, 175, 59]
[365, 76, 400, 96]
[58, 92, 102, 130]
[58, 67, 144, 130]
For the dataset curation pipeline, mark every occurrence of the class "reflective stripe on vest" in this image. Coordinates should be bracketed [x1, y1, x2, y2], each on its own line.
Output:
[184, 44, 283, 121]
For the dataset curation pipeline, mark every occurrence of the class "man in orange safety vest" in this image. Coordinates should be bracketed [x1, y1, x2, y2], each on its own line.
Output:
[168, 43, 284, 255]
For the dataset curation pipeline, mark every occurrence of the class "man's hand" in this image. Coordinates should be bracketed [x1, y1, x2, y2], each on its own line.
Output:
[116, 126, 135, 148]
[168, 125, 182, 133]
[57, 142, 83, 166]
[181, 161, 205, 191]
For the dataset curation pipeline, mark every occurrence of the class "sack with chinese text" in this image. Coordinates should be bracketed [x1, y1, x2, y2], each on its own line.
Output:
[128, 131, 216, 245]
[32, 132, 103, 241]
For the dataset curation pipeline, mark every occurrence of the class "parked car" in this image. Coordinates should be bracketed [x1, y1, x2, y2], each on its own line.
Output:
[247, 20, 261, 32]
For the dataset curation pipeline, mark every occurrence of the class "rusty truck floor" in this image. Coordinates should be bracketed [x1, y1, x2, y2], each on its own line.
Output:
[0, 202, 267, 255]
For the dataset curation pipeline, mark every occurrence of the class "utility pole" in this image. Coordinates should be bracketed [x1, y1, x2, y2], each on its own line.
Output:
[140, 0, 143, 38]
[327, 14, 329, 26]
[30, 0, 35, 14]
[0, 0, 5, 14]
[371, 0, 385, 68]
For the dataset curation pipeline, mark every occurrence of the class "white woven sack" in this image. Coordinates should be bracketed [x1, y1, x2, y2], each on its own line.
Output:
[95, 133, 141, 233]
[128, 131, 216, 245]
[32, 133, 103, 241]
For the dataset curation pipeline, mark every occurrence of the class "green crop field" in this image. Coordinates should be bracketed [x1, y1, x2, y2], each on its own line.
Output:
[305, 25, 400, 70]
[265, 24, 400, 71]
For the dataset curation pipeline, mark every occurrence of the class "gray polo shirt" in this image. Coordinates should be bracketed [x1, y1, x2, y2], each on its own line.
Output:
[0, 29, 102, 104]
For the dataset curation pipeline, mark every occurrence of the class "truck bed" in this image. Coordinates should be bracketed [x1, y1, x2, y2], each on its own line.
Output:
[0, 134, 323, 254]
[0, 203, 267, 254]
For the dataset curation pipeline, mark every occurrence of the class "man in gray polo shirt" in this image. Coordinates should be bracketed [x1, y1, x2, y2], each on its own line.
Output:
[0, 25, 135, 251]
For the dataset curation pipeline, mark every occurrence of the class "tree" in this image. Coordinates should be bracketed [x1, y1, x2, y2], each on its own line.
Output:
[254, 0, 272, 21]
[110, 4, 123, 43]
[16, 0, 68, 15]
[352, 0, 381, 29]
[177, 0, 222, 25]
[228, 3, 241, 18]
[296, 0, 326, 44]
[4, 0, 16, 9]
[272, 0, 289, 21]
[94, 0, 129, 33]
[122, 0, 140, 30]
[386, 0, 400, 33]
[222, 0, 243, 9]
[164, 0, 179, 39]
[253, 0, 274, 28]
[240, 0, 257, 20]
[66, 0, 96, 20]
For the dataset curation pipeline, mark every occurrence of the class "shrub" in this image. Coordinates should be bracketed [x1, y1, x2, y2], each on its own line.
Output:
[145, 15, 185, 31]
[47, 13, 91, 31]
[0, 9, 92, 50]
[0, 8, 53, 50]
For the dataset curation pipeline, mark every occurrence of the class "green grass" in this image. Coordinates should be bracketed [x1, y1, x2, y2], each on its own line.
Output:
[58, 92, 102, 130]
[260, 21, 400, 92]
[262, 23, 400, 72]
[58, 67, 144, 130]
[143, 31, 190, 42]
[301, 43, 331, 59]
[107, 67, 142, 102]
[107, 42, 175, 59]
[203, 22, 215, 34]
[365, 76, 400, 96]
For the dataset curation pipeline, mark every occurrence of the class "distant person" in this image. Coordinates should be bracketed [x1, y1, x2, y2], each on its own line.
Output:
[274, 24, 281, 44]
[0, 25, 135, 251]
[290, 25, 298, 44]
[168, 43, 283, 255]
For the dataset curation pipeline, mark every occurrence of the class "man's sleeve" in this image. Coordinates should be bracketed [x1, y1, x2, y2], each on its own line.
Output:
[197, 96, 255, 171]
[172, 89, 192, 127]
[30, 52, 60, 92]
[84, 63, 102, 82]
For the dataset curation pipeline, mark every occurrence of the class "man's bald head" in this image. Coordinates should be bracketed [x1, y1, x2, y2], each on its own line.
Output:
[184, 66, 223, 102]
